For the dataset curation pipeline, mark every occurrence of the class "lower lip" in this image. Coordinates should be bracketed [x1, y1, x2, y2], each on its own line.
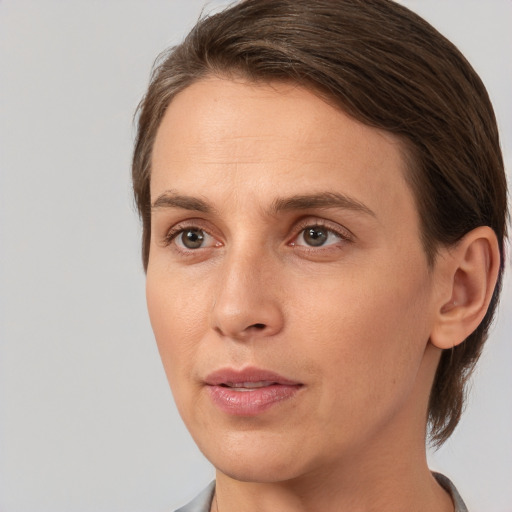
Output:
[206, 384, 301, 416]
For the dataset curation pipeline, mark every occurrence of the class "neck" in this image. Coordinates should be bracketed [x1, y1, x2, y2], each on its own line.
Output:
[214, 438, 453, 512]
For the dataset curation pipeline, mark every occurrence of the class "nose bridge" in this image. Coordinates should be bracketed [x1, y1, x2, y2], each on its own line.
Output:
[211, 239, 284, 339]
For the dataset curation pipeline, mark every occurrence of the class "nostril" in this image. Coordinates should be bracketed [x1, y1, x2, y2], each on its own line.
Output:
[251, 323, 266, 330]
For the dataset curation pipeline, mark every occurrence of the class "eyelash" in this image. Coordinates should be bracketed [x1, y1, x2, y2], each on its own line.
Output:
[163, 219, 353, 254]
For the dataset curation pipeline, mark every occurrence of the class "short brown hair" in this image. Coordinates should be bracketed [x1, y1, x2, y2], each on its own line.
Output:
[132, 0, 508, 445]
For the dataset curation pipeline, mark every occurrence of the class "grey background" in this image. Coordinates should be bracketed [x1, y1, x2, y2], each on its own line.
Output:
[0, 1, 510, 511]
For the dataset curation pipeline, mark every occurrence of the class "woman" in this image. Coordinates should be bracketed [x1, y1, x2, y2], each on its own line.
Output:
[132, 1, 508, 510]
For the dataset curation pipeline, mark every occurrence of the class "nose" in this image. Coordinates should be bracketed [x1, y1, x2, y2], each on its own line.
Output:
[211, 249, 284, 341]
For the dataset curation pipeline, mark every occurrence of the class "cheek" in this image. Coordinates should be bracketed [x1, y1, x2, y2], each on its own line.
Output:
[293, 261, 433, 398]
[145, 269, 209, 382]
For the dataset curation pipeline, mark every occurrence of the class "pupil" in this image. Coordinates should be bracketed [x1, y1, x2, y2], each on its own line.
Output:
[182, 229, 204, 249]
[304, 227, 327, 246]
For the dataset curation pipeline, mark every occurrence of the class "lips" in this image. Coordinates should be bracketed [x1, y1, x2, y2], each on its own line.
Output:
[204, 367, 303, 415]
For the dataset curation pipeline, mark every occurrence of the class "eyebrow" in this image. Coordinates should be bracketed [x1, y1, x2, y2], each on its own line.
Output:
[270, 192, 376, 217]
[151, 191, 213, 213]
[151, 190, 375, 217]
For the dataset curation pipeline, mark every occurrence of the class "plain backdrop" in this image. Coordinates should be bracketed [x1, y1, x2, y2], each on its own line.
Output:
[0, 1, 510, 511]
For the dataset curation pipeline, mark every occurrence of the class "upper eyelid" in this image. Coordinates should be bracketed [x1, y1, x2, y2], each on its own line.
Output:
[165, 224, 215, 243]
[164, 218, 216, 236]
[292, 217, 354, 240]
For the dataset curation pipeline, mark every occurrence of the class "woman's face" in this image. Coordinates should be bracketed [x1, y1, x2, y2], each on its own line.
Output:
[147, 78, 442, 482]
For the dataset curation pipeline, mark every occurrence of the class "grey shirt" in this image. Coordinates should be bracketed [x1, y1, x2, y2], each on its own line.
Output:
[175, 474, 468, 512]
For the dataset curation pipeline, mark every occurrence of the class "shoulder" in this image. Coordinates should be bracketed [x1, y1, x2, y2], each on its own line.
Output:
[174, 481, 215, 512]
[433, 472, 468, 512]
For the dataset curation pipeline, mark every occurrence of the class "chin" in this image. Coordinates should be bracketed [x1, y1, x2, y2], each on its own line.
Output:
[195, 428, 311, 483]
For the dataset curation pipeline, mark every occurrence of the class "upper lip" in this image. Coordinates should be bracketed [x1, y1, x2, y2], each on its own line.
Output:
[204, 367, 302, 387]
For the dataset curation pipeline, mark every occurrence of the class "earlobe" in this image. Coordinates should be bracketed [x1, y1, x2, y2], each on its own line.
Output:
[430, 226, 500, 350]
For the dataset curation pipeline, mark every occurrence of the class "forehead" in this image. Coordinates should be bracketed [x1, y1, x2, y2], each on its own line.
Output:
[151, 78, 417, 224]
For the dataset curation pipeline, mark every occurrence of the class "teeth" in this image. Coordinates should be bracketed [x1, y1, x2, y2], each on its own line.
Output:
[225, 381, 275, 389]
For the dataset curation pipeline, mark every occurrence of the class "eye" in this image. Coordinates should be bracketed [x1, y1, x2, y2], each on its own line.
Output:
[291, 225, 346, 248]
[170, 227, 218, 250]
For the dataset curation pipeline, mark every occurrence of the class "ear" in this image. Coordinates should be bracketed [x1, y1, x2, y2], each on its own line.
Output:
[430, 226, 500, 350]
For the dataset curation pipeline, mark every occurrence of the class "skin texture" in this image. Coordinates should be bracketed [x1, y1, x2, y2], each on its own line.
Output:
[146, 78, 465, 511]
